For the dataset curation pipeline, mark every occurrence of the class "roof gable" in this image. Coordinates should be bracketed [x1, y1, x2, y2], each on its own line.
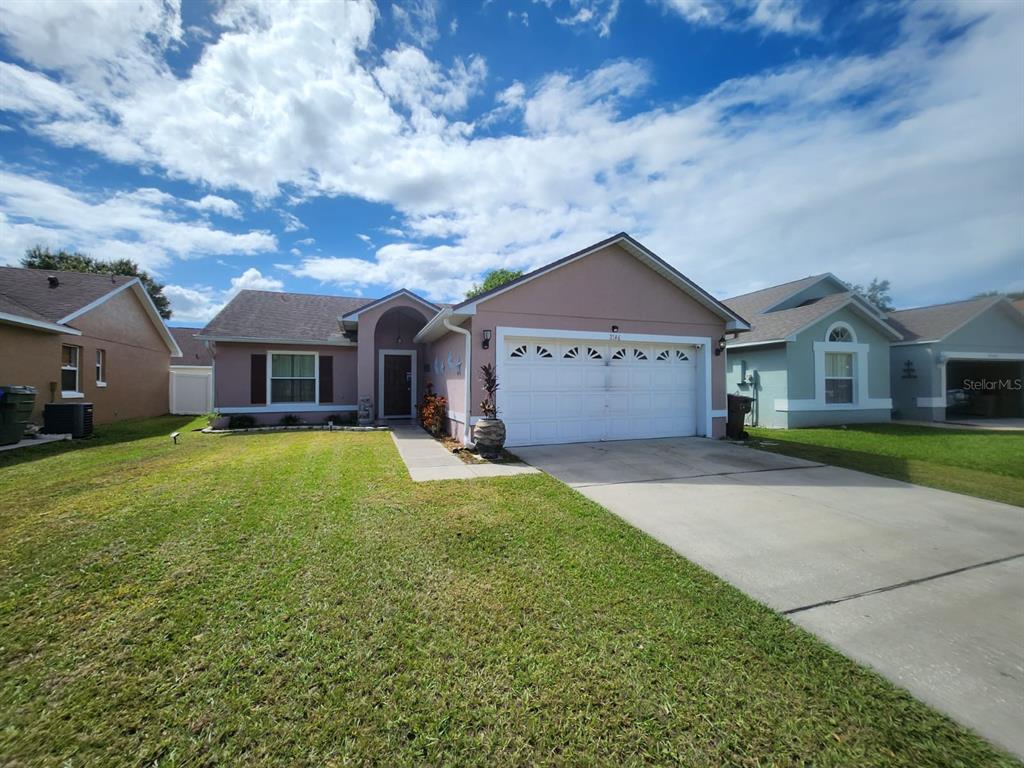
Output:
[171, 327, 213, 365]
[454, 232, 748, 329]
[723, 273, 848, 319]
[340, 288, 439, 321]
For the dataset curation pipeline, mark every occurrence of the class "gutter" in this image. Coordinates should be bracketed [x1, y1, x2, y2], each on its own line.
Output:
[442, 317, 474, 447]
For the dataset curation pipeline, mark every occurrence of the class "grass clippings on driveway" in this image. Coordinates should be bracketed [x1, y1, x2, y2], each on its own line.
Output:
[0, 417, 1017, 766]
[747, 423, 1024, 507]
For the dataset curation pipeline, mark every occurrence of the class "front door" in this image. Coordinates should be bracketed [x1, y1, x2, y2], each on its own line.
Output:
[382, 353, 413, 417]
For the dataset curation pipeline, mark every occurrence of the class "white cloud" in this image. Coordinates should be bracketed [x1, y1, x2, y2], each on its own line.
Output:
[556, 1, 619, 36]
[295, 237, 316, 246]
[278, 210, 305, 232]
[166, 266, 284, 322]
[187, 194, 242, 218]
[1, 0, 1021, 307]
[0, 172, 276, 271]
[392, 0, 440, 48]
[654, 0, 819, 35]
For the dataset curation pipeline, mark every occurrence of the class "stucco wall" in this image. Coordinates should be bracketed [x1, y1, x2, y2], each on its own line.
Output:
[422, 320, 470, 438]
[1, 288, 171, 425]
[468, 243, 730, 438]
[213, 342, 358, 408]
[726, 344, 789, 428]
[890, 344, 939, 420]
[787, 306, 892, 402]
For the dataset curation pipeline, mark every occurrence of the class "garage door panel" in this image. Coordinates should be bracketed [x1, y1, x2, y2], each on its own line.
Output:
[501, 335, 699, 446]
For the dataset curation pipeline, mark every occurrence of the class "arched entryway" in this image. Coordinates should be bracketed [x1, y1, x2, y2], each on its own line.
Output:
[373, 306, 430, 420]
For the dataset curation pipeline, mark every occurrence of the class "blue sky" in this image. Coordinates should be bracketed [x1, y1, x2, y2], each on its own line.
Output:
[0, 0, 1020, 326]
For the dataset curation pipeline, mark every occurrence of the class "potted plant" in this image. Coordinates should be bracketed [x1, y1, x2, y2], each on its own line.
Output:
[474, 363, 506, 459]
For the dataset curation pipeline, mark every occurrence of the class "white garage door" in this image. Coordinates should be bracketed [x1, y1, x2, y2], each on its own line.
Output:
[170, 367, 212, 415]
[500, 336, 698, 446]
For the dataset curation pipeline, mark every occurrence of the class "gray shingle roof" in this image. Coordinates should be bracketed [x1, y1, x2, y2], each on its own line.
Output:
[723, 274, 830, 321]
[726, 291, 855, 345]
[170, 327, 213, 365]
[0, 266, 136, 323]
[886, 296, 1001, 343]
[201, 290, 374, 342]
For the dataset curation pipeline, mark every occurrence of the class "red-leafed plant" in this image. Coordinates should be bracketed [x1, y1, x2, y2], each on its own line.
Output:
[419, 384, 448, 437]
[479, 363, 499, 418]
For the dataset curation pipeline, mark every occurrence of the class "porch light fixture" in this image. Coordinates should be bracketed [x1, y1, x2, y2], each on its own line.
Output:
[395, 334, 403, 344]
[611, 325, 619, 334]
[481, 329, 492, 350]
[715, 335, 727, 356]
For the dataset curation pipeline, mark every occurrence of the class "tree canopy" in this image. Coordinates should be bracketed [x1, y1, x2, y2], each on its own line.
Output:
[21, 246, 172, 319]
[848, 277, 894, 313]
[465, 268, 524, 300]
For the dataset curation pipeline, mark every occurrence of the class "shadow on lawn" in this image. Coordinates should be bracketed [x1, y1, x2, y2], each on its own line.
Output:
[748, 437, 1024, 507]
[0, 415, 198, 470]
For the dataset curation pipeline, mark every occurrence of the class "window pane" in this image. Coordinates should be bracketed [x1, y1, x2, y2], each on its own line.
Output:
[271, 379, 316, 403]
[62, 345, 78, 366]
[825, 352, 852, 378]
[271, 354, 315, 378]
[825, 378, 853, 404]
[61, 369, 78, 391]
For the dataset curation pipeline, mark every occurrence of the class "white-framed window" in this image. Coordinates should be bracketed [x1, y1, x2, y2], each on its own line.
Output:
[270, 352, 316, 404]
[61, 344, 81, 394]
[96, 349, 107, 386]
[826, 322, 856, 343]
[824, 351, 854, 404]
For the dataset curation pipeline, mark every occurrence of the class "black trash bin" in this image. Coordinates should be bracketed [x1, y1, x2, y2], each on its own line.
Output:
[726, 393, 752, 440]
[0, 385, 38, 446]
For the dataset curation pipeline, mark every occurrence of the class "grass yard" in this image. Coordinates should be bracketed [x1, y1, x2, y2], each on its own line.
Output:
[747, 423, 1024, 507]
[0, 418, 1017, 767]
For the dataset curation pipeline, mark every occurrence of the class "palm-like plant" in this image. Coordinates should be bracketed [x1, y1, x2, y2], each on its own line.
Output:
[479, 363, 499, 418]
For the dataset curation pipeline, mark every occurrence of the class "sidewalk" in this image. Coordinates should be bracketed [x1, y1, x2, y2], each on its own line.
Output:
[390, 425, 539, 482]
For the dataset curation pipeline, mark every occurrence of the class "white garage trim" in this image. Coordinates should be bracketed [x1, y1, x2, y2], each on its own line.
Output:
[495, 326, 712, 444]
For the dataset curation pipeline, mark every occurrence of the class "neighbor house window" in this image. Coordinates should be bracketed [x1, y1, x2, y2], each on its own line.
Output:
[270, 353, 316, 403]
[61, 345, 80, 394]
[825, 352, 854, 404]
[96, 349, 106, 386]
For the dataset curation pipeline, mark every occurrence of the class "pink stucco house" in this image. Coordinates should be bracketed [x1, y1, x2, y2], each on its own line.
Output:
[199, 234, 749, 445]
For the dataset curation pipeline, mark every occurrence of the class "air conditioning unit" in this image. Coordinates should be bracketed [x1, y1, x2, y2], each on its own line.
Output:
[43, 402, 94, 438]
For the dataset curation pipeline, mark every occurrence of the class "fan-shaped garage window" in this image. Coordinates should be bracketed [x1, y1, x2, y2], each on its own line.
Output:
[632, 348, 648, 360]
[611, 348, 627, 360]
[536, 345, 553, 358]
[586, 347, 602, 360]
[563, 346, 579, 359]
[510, 344, 528, 359]
[675, 350, 689, 362]
[656, 350, 670, 361]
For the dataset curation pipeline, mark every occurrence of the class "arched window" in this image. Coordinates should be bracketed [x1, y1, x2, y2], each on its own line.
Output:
[826, 322, 856, 343]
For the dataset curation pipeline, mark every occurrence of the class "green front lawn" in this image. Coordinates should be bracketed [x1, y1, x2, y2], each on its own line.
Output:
[748, 423, 1024, 507]
[0, 418, 1015, 766]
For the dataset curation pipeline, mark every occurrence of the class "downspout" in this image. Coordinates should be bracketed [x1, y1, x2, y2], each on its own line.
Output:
[443, 318, 474, 447]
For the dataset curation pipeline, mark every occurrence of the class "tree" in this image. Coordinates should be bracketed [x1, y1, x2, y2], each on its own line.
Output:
[465, 268, 524, 300]
[848, 277, 894, 313]
[21, 246, 172, 319]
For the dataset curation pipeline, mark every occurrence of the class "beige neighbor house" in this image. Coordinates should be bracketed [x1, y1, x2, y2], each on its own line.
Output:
[200, 233, 749, 446]
[0, 266, 181, 425]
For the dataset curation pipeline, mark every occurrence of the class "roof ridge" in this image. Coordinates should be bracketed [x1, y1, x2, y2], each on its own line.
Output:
[723, 273, 831, 303]
[888, 295, 998, 315]
[0, 264, 136, 281]
[236, 288, 374, 302]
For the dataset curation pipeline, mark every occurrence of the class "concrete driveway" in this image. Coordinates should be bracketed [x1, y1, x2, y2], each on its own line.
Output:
[516, 438, 1024, 758]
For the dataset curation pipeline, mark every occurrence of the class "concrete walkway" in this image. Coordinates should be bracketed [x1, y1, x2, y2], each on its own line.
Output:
[517, 437, 1024, 758]
[390, 425, 539, 482]
[0, 433, 70, 453]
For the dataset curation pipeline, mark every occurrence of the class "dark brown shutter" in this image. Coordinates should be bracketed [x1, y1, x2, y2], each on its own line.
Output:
[250, 354, 266, 404]
[319, 355, 333, 403]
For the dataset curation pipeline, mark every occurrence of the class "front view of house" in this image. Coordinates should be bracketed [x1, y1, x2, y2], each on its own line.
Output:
[199, 234, 749, 445]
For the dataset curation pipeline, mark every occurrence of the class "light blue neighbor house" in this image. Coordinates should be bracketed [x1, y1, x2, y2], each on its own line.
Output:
[723, 274, 902, 428]
[886, 296, 1024, 423]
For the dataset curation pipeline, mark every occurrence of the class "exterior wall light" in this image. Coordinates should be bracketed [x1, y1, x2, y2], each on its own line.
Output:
[715, 335, 727, 356]
[482, 329, 492, 350]
[611, 325, 619, 334]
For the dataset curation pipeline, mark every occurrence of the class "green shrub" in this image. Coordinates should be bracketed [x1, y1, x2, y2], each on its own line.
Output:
[324, 412, 357, 427]
[279, 414, 303, 427]
[228, 414, 257, 429]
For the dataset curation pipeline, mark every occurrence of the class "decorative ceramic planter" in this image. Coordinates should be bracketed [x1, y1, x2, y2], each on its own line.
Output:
[474, 418, 506, 458]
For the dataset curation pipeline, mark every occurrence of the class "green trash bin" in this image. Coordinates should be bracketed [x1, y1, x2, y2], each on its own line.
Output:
[0, 385, 38, 446]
